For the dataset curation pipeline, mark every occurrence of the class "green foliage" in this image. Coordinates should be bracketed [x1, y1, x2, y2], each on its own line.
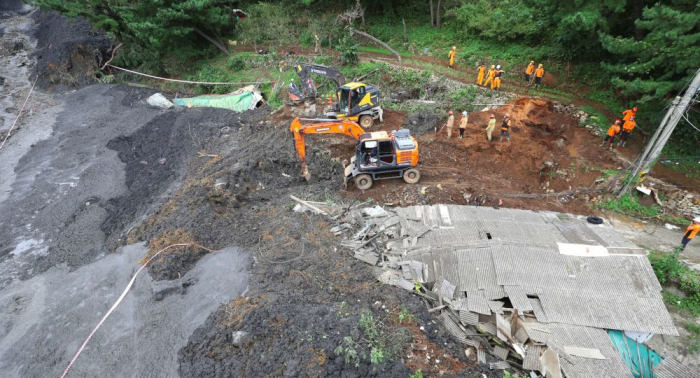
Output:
[649, 248, 700, 316]
[409, 370, 424, 378]
[600, 4, 700, 104]
[397, 308, 417, 325]
[226, 55, 248, 72]
[35, 0, 236, 71]
[336, 36, 359, 66]
[449, 0, 540, 42]
[334, 336, 361, 368]
[597, 194, 661, 218]
[335, 310, 411, 368]
[236, 2, 296, 48]
[686, 323, 700, 354]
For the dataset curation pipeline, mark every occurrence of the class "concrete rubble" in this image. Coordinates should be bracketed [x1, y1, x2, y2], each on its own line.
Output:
[329, 203, 683, 377]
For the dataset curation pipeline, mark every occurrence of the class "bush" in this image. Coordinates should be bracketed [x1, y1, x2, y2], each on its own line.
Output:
[649, 248, 700, 316]
[336, 36, 359, 66]
[597, 194, 661, 218]
[188, 66, 235, 95]
[226, 55, 247, 72]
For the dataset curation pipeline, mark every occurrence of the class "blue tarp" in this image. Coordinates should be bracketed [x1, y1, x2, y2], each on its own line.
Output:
[609, 330, 663, 378]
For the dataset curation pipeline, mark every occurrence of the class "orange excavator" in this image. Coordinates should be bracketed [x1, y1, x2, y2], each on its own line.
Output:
[290, 117, 420, 189]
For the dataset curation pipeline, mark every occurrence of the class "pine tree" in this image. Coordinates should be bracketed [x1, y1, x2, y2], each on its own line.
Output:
[600, 3, 700, 103]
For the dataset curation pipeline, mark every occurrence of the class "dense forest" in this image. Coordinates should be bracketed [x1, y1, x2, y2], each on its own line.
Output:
[35, 0, 700, 163]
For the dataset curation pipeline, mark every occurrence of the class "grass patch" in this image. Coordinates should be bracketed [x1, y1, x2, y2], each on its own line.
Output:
[334, 310, 411, 368]
[358, 45, 413, 58]
[649, 248, 700, 316]
[581, 105, 611, 131]
[686, 323, 700, 354]
[597, 194, 661, 218]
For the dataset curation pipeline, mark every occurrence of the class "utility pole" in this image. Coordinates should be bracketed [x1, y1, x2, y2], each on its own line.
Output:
[618, 68, 700, 197]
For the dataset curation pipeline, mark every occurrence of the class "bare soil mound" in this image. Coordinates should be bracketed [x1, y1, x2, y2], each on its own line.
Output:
[31, 11, 111, 89]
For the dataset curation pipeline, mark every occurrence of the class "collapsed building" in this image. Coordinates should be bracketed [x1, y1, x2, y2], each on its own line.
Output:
[326, 203, 694, 378]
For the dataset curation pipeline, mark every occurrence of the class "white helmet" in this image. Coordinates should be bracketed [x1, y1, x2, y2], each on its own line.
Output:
[496, 65, 501, 69]
[462, 111, 468, 116]
[694, 216, 700, 223]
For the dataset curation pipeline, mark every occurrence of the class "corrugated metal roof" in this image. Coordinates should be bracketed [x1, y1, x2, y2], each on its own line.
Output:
[459, 310, 479, 326]
[393, 205, 676, 336]
[494, 346, 509, 361]
[505, 285, 534, 312]
[653, 357, 699, 378]
[523, 345, 542, 371]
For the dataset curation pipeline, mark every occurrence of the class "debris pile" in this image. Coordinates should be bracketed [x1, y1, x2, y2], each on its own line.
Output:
[330, 203, 680, 377]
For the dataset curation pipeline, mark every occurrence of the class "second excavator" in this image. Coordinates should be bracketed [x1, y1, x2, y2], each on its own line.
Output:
[288, 63, 383, 128]
[290, 117, 420, 190]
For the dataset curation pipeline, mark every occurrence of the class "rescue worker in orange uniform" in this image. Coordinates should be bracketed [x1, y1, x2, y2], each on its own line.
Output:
[448, 46, 456, 69]
[524, 61, 535, 83]
[681, 217, 700, 250]
[600, 120, 621, 149]
[485, 114, 497, 142]
[445, 110, 455, 138]
[618, 116, 636, 147]
[483, 65, 496, 88]
[534, 64, 545, 88]
[622, 106, 638, 122]
[476, 63, 486, 85]
[493, 65, 504, 90]
[499, 114, 512, 142]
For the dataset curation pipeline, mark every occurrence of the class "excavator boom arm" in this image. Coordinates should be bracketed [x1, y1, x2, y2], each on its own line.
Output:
[295, 64, 347, 97]
[290, 117, 365, 167]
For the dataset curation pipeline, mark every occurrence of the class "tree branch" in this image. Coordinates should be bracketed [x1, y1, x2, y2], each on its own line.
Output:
[349, 28, 402, 62]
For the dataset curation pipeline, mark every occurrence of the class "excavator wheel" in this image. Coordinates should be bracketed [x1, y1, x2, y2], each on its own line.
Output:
[403, 168, 421, 184]
[354, 174, 373, 190]
[359, 115, 374, 128]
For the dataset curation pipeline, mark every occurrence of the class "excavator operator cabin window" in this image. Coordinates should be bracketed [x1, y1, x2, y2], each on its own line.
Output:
[378, 141, 394, 164]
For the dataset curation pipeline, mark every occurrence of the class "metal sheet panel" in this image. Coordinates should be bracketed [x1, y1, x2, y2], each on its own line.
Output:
[505, 285, 534, 312]
[523, 345, 542, 371]
[653, 357, 699, 378]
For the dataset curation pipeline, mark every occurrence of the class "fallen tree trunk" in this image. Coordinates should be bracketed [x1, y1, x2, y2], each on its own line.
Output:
[194, 28, 230, 56]
[349, 28, 401, 62]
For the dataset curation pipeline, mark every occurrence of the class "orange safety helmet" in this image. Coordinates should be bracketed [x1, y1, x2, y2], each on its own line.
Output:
[490, 114, 495, 118]
[449, 110, 453, 115]
[633, 106, 638, 111]
[615, 120, 621, 124]
[505, 113, 510, 118]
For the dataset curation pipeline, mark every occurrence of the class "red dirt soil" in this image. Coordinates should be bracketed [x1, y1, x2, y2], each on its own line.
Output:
[312, 99, 618, 216]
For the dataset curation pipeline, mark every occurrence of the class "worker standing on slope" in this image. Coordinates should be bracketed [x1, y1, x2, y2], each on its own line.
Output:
[524, 61, 535, 83]
[493, 65, 504, 90]
[681, 217, 700, 250]
[483, 65, 496, 88]
[459, 111, 468, 139]
[618, 116, 636, 147]
[476, 63, 486, 85]
[499, 114, 512, 142]
[445, 111, 455, 138]
[485, 114, 497, 142]
[534, 64, 545, 88]
[448, 46, 456, 69]
[622, 106, 637, 122]
[600, 120, 621, 149]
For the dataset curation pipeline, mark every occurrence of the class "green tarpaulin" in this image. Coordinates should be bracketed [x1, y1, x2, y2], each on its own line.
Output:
[173, 87, 262, 112]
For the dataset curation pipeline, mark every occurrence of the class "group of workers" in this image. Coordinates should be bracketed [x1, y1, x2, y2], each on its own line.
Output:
[444, 110, 512, 142]
[601, 106, 638, 149]
[448, 47, 546, 90]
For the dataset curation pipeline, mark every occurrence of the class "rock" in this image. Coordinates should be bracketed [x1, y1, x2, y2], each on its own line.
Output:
[146, 93, 174, 109]
[667, 200, 677, 209]
[214, 178, 229, 194]
[556, 169, 568, 177]
[232, 331, 249, 347]
[693, 197, 700, 206]
[555, 138, 566, 148]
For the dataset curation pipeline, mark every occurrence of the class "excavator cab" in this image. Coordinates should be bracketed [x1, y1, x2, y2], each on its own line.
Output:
[289, 117, 420, 190]
[333, 83, 382, 128]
